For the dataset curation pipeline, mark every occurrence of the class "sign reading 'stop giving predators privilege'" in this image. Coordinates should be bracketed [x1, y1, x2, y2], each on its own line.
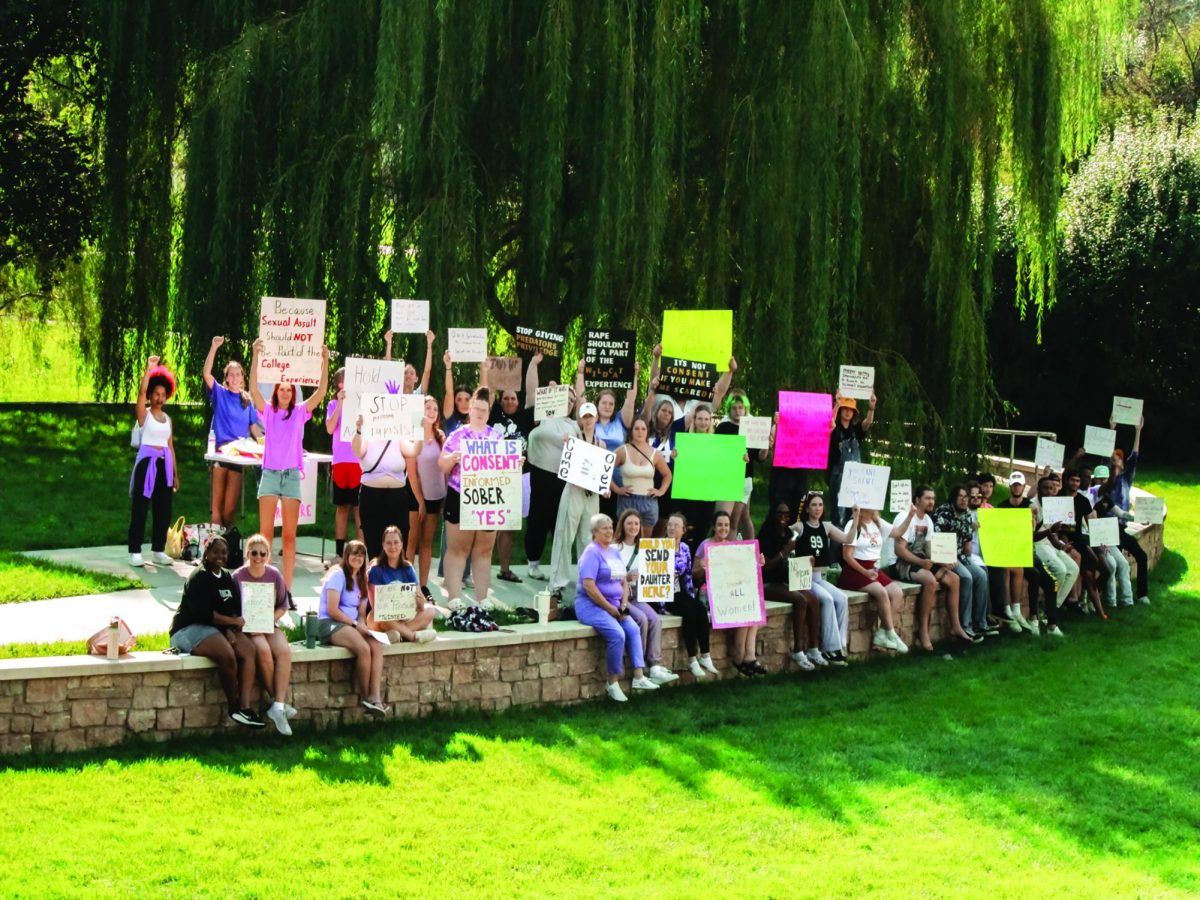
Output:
[258, 297, 326, 385]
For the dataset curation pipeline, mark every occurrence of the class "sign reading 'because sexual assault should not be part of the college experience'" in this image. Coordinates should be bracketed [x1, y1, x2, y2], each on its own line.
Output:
[458, 439, 523, 530]
[584, 330, 636, 391]
[257, 296, 326, 385]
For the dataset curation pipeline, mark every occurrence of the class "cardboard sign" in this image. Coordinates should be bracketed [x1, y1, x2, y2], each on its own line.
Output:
[273, 453, 317, 527]
[557, 437, 617, 494]
[358, 393, 424, 441]
[788, 555, 813, 592]
[656, 356, 716, 400]
[1084, 425, 1116, 458]
[341, 356, 408, 440]
[638, 538, 674, 603]
[373, 582, 417, 621]
[889, 479, 912, 515]
[513, 325, 563, 358]
[739, 415, 772, 450]
[459, 438, 523, 530]
[774, 391, 832, 470]
[1087, 516, 1120, 547]
[706, 540, 766, 629]
[838, 365, 875, 400]
[240, 582, 277, 634]
[1132, 495, 1165, 525]
[1034, 437, 1065, 472]
[929, 532, 958, 565]
[1039, 496, 1076, 527]
[661, 309, 732, 367]
[584, 329, 636, 390]
[484, 356, 523, 393]
[976, 508, 1034, 567]
[257, 296, 326, 385]
[836, 461, 890, 511]
[672, 432, 746, 502]
[1111, 396, 1143, 428]
[534, 384, 570, 420]
[390, 299, 429, 334]
[448, 328, 487, 363]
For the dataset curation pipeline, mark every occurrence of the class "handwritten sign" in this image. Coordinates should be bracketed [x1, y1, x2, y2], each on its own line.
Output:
[739, 415, 772, 450]
[1034, 437, 1065, 472]
[273, 453, 317, 527]
[672, 433, 746, 502]
[889, 479, 912, 514]
[706, 540, 766, 629]
[788, 555, 813, 592]
[390, 299, 429, 334]
[1039, 496, 1076, 527]
[656, 356, 716, 400]
[661, 310, 732, 367]
[359, 393, 424, 441]
[775, 391, 832, 469]
[341, 356, 407, 440]
[838, 365, 875, 400]
[976, 508, 1034, 567]
[373, 582, 417, 621]
[257, 296, 326, 385]
[459, 439, 523, 530]
[557, 437, 616, 494]
[836, 462, 891, 511]
[1087, 517, 1119, 547]
[1084, 425, 1116, 458]
[638, 538, 674, 603]
[1132, 494, 1164, 525]
[1111, 396, 1143, 427]
[929, 532, 958, 565]
[513, 325, 563, 358]
[534, 384, 570, 419]
[584, 329, 636, 390]
[448, 328, 487, 363]
[240, 582, 277, 634]
[483, 356, 523, 393]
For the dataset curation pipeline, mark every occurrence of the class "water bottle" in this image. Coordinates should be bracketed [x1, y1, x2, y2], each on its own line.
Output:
[107, 617, 120, 660]
[304, 610, 319, 649]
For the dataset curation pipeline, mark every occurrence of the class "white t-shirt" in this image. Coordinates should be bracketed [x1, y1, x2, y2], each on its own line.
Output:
[894, 512, 933, 563]
[851, 519, 894, 563]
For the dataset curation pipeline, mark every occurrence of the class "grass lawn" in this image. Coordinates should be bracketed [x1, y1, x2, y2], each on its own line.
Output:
[0, 474, 1195, 896]
[0, 551, 145, 605]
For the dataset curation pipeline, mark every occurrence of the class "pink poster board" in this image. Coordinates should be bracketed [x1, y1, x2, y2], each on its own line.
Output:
[775, 391, 832, 469]
[705, 540, 767, 629]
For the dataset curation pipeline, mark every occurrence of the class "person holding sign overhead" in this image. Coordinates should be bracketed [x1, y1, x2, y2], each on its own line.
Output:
[367, 526, 436, 643]
[612, 417, 673, 531]
[202, 335, 262, 529]
[840, 506, 917, 653]
[127, 355, 180, 567]
[574, 356, 640, 520]
[249, 338, 330, 589]
[829, 391, 876, 525]
[1092, 415, 1150, 605]
[232, 534, 294, 735]
[318, 540, 388, 715]
[384, 328, 434, 394]
[352, 412, 423, 559]
[489, 352, 542, 583]
[695, 511, 765, 677]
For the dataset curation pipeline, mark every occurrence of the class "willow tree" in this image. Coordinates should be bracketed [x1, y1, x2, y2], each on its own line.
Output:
[89, 0, 1131, 479]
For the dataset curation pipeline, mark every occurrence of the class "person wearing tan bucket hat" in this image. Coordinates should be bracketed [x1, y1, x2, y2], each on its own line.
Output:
[828, 390, 876, 525]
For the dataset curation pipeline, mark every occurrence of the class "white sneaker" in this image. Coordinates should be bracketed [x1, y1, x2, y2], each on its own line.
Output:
[698, 655, 719, 675]
[872, 628, 893, 651]
[284, 704, 297, 720]
[806, 648, 830, 667]
[482, 595, 513, 613]
[152, 551, 173, 566]
[605, 682, 629, 702]
[1013, 612, 1032, 633]
[414, 628, 437, 644]
[1028, 617, 1040, 636]
[447, 597, 465, 612]
[1137, 595, 1150, 605]
[630, 676, 659, 691]
[527, 563, 546, 581]
[1120, 598, 1134, 607]
[266, 705, 293, 736]
[1047, 625, 1065, 637]
[648, 665, 679, 685]
[129, 552, 144, 567]
[790, 651, 815, 672]
[688, 659, 707, 678]
[889, 630, 909, 654]
[1008, 617, 1023, 634]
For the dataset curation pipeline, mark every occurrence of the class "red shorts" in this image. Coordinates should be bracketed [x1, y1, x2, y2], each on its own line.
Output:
[838, 558, 893, 591]
[332, 462, 362, 490]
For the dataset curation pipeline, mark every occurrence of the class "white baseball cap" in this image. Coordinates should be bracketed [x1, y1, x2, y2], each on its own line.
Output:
[578, 402, 598, 419]
[1008, 471, 1026, 486]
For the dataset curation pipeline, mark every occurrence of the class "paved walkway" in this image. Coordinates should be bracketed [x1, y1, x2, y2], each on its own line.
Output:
[2, 538, 567, 645]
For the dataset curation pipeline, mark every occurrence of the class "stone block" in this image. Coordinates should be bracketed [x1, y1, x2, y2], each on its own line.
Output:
[106, 710, 128, 727]
[512, 680, 541, 705]
[419, 682, 450, 703]
[567, 650, 597, 676]
[183, 705, 221, 729]
[132, 686, 168, 710]
[559, 675, 581, 701]
[391, 701, 420, 720]
[168, 678, 205, 707]
[386, 682, 419, 703]
[539, 662, 567, 678]
[25, 680, 66, 704]
[501, 658, 525, 676]
[292, 683, 332, 708]
[0, 697, 12, 714]
[455, 682, 482, 701]
[31, 733, 53, 753]
[490, 697, 512, 712]
[156, 708, 183, 730]
[85, 726, 125, 748]
[33, 712, 71, 734]
[71, 699, 109, 728]
[481, 681, 511, 700]
[307, 662, 329, 682]
[396, 664, 433, 685]
[553, 643, 573, 662]
[9, 715, 34, 734]
[473, 657, 500, 681]
[451, 664, 476, 684]
[526, 643, 553, 664]
[0, 734, 32, 754]
[126, 708, 157, 733]
[141, 672, 172, 686]
[455, 649, 475, 663]
[500, 644, 526, 657]
[500, 669, 525, 683]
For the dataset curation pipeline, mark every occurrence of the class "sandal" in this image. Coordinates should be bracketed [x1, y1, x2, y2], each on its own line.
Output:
[497, 570, 523, 583]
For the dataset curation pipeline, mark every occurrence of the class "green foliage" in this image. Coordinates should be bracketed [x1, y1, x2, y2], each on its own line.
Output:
[0, 551, 144, 604]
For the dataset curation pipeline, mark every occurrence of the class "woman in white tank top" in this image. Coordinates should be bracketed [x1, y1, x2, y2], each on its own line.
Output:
[612, 418, 674, 530]
[127, 356, 179, 567]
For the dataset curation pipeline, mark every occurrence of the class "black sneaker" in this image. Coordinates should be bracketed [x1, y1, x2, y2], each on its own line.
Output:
[983, 625, 1001, 636]
[749, 661, 768, 676]
[286, 591, 297, 611]
[231, 709, 266, 728]
[824, 651, 849, 667]
[963, 630, 985, 644]
[421, 585, 434, 603]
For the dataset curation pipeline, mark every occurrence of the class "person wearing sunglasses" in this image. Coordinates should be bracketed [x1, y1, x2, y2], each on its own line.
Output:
[232, 533, 295, 734]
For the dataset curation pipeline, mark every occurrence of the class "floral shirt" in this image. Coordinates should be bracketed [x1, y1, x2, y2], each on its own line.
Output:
[674, 541, 695, 597]
[933, 502, 973, 562]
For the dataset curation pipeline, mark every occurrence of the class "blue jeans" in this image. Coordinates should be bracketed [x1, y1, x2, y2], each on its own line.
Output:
[575, 596, 644, 676]
[954, 560, 990, 632]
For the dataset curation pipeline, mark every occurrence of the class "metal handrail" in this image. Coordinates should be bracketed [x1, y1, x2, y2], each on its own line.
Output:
[982, 427, 1058, 474]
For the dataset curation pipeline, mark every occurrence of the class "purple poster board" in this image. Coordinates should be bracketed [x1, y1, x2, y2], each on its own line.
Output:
[775, 391, 832, 469]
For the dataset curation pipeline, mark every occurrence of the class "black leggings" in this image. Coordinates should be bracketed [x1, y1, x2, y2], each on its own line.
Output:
[1119, 527, 1149, 598]
[1026, 563, 1058, 626]
[358, 484, 410, 558]
[668, 591, 710, 657]
[128, 457, 173, 552]
[525, 466, 565, 563]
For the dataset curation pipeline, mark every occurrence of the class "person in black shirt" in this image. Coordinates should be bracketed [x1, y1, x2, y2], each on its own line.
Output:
[1061, 468, 1110, 618]
[759, 502, 824, 671]
[828, 391, 876, 524]
[714, 392, 770, 539]
[488, 352, 541, 583]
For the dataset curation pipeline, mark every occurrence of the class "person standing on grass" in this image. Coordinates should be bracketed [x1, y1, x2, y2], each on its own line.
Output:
[232, 533, 295, 735]
[202, 335, 262, 529]
[128, 355, 179, 568]
[757, 503, 827, 672]
[249, 340, 330, 590]
[366, 526, 437, 643]
[828, 391, 876, 525]
[613, 509, 680, 685]
[695, 511, 766, 677]
[318, 540, 388, 715]
[489, 352, 542, 584]
[795, 492, 859, 664]
[839, 506, 917, 654]
[169, 537, 263, 728]
[1092, 415, 1150, 605]
[324, 367, 363, 565]
[893, 486, 972, 649]
[663, 512, 717, 679]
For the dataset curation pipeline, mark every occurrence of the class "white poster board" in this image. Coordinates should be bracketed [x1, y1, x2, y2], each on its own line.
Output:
[1132, 495, 1165, 525]
[1084, 425, 1116, 458]
[705, 541, 766, 629]
[257, 296, 326, 385]
[638, 538, 674, 603]
[390, 299, 430, 334]
[1087, 517, 1120, 547]
[836, 462, 891, 511]
[557, 437, 617, 494]
[787, 555, 813, 592]
[739, 415, 772, 450]
[1111, 396, 1143, 428]
[358, 393, 424, 441]
[1040, 496, 1076, 526]
[1034, 437, 1065, 472]
[240, 582, 277, 634]
[838, 365, 875, 400]
[483, 356, 523, 392]
[534, 384, 570, 420]
[448, 328, 487, 363]
[273, 453, 318, 527]
[889, 479, 912, 515]
[929, 532, 958, 565]
[459, 438, 523, 531]
[373, 582, 417, 621]
[341, 356, 408, 440]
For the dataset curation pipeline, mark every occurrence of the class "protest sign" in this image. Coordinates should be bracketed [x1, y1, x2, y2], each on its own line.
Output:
[240, 582, 277, 635]
[929, 532, 958, 566]
[656, 356, 716, 400]
[706, 540, 766, 629]
[484, 356, 523, 393]
[1034, 437, 1065, 472]
[672, 433, 746, 501]
[838, 365, 875, 400]
[774, 391, 832, 469]
[1039, 496, 1076, 526]
[390, 299, 429, 334]
[557, 437, 617, 494]
[448, 328, 487, 363]
[1111, 396, 1143, 428]
[584, 329, 636, 390]
[459, 438, 523, 530]
[273, 454, 317, 527]
[661, 310, 732, 367]
[739, 415, 772, 450]
[1132, 494, 1165, 525]
[359, 393, 424, 441]
[976, 508, 1034, 567]
[1084, 425, 1116, 458]
[638, 538, 674, 603]
[373, 582, 417, 622]
[836, 462, 890, 511]
[534, 384, 570, 419]
[257, 296, 326, 385]
[1088, 517, 1120, 547]
[788, 555, 813, 592]
[889, 479, 912, 514]
[513, 325, 563, 358]
[340, 356, 407, 440]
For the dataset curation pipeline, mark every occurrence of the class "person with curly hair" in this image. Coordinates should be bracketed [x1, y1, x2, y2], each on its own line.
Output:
[128, 355, 180, 567]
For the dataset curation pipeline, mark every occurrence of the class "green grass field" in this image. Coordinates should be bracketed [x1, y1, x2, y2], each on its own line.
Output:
[0, 551, 144, 605]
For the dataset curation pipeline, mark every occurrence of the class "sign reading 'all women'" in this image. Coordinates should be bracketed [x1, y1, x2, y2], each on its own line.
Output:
[705, 540, 766, 629]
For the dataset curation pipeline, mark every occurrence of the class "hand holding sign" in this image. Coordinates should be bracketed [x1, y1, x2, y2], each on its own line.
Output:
[1111, 396, 1143, 428]
[889, 480, 912, 514]
[1034, 437, 1065, 472]
[240, 582, 277, 634]
[838, 365, 875, 400]
[373, 582, 418, 621]
[1084, 425, 1116, 458]
[929, 532, 958, 566]
[535, 384, 570, 419]
[1087, 517, 1120, 547]
[390, 299, 430, 334]
[706, 540, 766, 629]
[638, 538, 674, 603]
[788, 556, 813, 592]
